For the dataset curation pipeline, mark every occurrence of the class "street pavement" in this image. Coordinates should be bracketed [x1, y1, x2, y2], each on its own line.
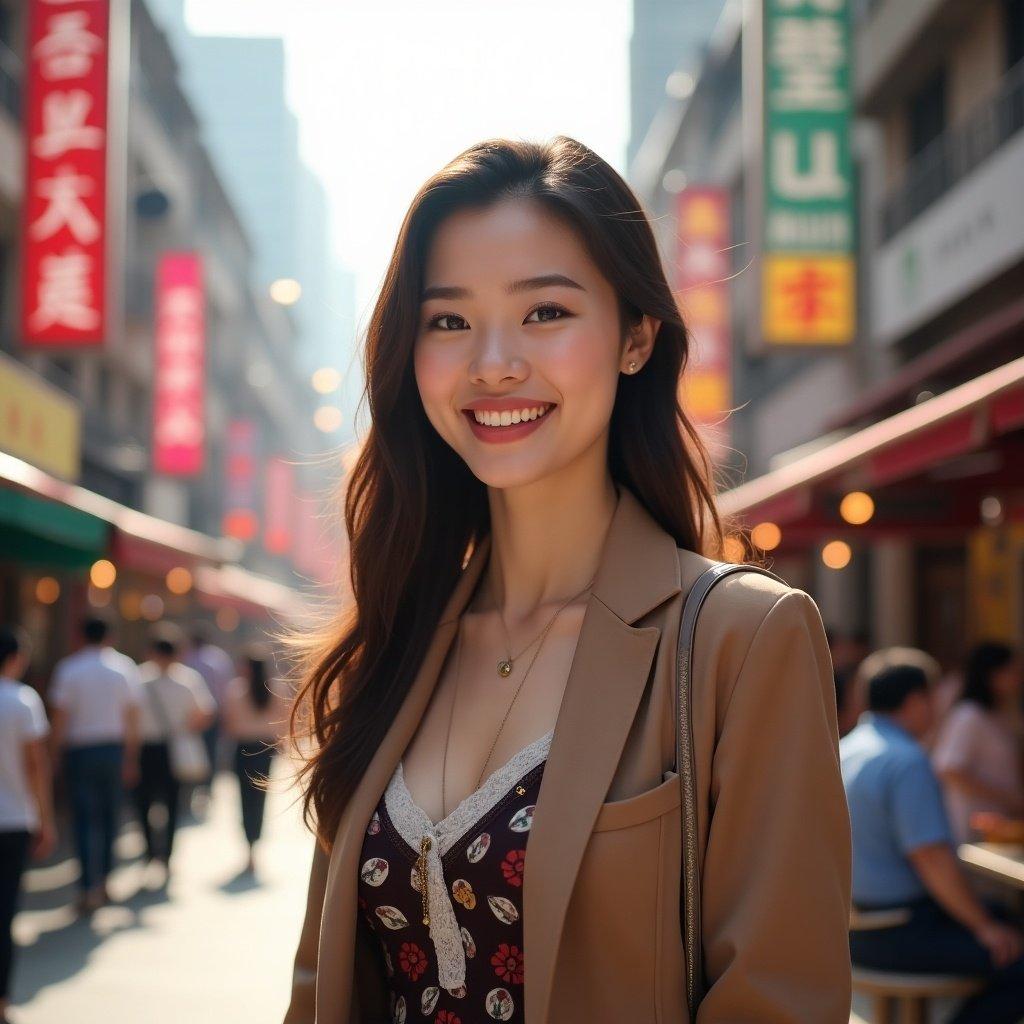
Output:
[10, 759, 313, 1024]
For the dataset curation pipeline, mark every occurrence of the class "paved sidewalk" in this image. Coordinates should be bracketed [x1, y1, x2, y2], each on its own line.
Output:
[10, 760, 313, 1024]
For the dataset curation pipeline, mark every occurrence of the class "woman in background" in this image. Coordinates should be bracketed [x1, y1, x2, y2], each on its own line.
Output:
[223, 643, 289, 875]
[933, 642, 1024, 845]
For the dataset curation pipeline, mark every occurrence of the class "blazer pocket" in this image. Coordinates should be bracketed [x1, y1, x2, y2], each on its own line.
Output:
[593, 771, 681, 832]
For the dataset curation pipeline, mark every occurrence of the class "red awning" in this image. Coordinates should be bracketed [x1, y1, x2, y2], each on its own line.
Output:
[720, 355, 1024, 526]
[194, 564, 308, 622]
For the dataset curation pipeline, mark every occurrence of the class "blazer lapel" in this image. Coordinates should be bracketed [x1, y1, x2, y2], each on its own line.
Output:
[316, 538, 491, 1023]
[523, 489, 681, 1024]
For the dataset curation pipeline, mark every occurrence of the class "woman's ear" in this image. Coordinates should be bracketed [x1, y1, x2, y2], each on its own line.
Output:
[620, 315, 660, 375]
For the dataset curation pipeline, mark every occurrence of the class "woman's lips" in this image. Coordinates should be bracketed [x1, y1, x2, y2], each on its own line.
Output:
[464, 403, 557, 444]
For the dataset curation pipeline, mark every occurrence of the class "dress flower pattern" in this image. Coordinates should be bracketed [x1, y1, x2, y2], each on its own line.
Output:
[358, 752, 546, 1024]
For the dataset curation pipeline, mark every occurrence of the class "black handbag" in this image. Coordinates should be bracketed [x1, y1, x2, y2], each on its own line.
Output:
[675, 561, 787, 1021]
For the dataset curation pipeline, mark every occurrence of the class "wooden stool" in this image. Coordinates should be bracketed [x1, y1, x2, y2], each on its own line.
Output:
[852, 966, 986, 1024]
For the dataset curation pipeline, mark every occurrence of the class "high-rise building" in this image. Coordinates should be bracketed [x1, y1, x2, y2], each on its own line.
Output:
[628, 0, 726, 168]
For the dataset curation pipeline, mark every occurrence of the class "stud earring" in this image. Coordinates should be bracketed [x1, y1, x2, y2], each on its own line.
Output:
[627, 361, 638, 373]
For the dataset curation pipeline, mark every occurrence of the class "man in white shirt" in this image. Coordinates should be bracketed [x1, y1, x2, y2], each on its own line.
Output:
[135, 624, 215, 882]
[49, 617, 141, 912]
[1, 626, 55, 1021]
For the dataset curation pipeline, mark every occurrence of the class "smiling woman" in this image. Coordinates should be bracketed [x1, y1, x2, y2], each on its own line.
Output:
[285, 137, 851, 1024]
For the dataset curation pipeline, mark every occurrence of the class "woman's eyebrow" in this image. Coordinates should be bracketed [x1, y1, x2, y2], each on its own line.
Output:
[420, 274, 586, 302]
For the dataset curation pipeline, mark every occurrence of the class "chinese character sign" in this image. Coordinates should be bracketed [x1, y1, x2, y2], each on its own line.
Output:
[22, 0, 110, 347]
[762, 0, 855, 345]
[153, 253, 204, 475]
[223, 419, 259, 542]
[675, 188, 732, 459]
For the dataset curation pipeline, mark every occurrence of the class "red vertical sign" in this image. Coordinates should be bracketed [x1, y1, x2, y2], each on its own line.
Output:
[153, 253, 204, 475]
[675, 188, 732, 458]
[22, 0, 111, 347]
[223, 419, 259, 542]
[264, 457, 294, 555]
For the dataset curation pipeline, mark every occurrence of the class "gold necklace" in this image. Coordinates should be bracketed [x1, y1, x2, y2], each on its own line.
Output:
[441, 581, 592, 817]
[494, 577, 594, 677]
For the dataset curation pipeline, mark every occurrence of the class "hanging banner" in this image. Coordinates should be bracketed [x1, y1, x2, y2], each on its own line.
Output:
[223, 419, 259, 543]
[153, 253, 204, 475]
[762, 0, 855, 346]
[675, 187, 732, 459]
[263, 457, 295, 555]
[22, 0, 111, 347]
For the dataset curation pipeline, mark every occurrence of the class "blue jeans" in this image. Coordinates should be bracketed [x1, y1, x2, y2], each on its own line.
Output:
[64, 743, 124, 892]
[850, 895, 1024, 1024]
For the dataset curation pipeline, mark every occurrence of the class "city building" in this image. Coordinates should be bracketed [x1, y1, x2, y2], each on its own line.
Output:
[631, 0, 1024, 663]
[0, 0, 337, 673]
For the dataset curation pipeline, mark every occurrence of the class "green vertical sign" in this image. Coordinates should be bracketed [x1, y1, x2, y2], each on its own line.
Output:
[762, 0, 856, 345]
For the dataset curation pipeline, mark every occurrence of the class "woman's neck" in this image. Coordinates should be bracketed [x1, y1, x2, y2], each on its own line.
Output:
[481, 452, 618, 625]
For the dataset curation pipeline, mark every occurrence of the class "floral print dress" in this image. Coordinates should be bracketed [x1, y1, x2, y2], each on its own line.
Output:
[358, 730, 552, 1024]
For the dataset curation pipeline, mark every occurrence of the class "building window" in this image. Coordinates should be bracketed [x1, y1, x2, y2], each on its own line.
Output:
[907, 68, 947, 159]
[1008, 0, 1024, 69]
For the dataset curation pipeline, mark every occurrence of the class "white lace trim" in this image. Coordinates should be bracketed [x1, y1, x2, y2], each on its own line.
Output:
[384, 729, 552, 994]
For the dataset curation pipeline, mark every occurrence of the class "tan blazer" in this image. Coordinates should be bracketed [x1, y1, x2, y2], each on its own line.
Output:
[284, 489, 852, 1023]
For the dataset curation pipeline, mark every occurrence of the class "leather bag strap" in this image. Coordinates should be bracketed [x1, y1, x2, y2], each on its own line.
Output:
[675, 561, 787, 1021]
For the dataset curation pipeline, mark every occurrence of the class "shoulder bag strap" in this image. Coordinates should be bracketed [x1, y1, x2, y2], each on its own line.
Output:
[676, 560, 787, 1021]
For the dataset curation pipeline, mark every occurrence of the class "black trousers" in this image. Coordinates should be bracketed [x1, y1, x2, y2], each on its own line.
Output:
[0, 830, 30, 1000]
[850, 895, 1024, 1024]
[132, 743, 180, 863]
[233, 741, 274, 846]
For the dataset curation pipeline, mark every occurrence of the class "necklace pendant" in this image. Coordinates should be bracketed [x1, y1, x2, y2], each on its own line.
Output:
[497, 658, 513, 678]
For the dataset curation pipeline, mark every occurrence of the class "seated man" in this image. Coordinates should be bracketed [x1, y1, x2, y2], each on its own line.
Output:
[841, 649, 1024, 1024]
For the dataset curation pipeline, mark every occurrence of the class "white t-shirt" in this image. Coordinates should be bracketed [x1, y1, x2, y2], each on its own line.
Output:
[0, 678, 50, 831]
[932, 701, 1024, 844]
[137, 662, 215, 742]
[50, 646, 141, 747]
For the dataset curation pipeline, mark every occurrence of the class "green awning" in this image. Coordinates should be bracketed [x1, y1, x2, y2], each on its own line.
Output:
[0, 490, 109, 570]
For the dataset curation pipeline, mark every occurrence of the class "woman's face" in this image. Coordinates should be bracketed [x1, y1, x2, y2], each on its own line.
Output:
[413, 199, 653, 491]
[992, 656, 1023, 702]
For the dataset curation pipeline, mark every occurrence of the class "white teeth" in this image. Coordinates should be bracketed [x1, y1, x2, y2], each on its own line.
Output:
[470, 404, 551, 427]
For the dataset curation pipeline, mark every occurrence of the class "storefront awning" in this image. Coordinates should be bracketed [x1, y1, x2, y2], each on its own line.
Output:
[0, 489, 108, 569]
[720, 355, 1024, 535]
[0, 449, 239, 570]
[194, 563, 308, 622]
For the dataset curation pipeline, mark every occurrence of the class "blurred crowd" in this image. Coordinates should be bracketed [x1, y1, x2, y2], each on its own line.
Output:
[832, 632, 1024, 1021]
[0, 616, 291, 1024]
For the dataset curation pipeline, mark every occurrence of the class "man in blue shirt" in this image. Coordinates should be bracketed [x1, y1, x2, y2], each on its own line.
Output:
[841, 650, 1024, 1022]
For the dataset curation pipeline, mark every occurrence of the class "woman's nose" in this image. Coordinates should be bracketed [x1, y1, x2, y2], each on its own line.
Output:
[468, 328, 527, 386]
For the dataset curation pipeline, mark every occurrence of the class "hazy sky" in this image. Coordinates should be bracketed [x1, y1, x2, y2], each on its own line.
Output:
[184, 0, 633, 331]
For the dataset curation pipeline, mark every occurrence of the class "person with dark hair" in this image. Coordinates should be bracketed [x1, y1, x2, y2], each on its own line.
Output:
[49, 616, 141, 914]
[222, 643, 289, 875]
[283, 137, 850, 1023]
[0, 627, 54, 1024]
[182, 622, 235, 811]
[842, 648, 1024, 1022]
[134, 624, 215, 883]
[932, 642, 1024, 844]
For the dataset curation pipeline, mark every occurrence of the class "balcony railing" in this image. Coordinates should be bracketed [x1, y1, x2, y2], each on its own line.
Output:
[881, 58, 1024, 241]
[0, 39, 21, 120]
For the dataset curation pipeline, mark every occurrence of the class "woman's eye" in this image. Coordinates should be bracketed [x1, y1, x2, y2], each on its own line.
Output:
[524, 304, 568, 324]
[427, 313, 469, 331]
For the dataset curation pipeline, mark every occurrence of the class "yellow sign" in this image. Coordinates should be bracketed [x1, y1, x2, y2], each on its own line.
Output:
[763, 254, 855, 345]
[0, 354, 80, 479]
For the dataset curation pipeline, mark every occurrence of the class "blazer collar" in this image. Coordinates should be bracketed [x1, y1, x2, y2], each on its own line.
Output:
[316, 486, 682, 1023]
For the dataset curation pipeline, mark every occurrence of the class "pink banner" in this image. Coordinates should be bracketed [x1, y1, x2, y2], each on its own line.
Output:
[153, 253, 204, 475]
[675, 187, 732, 457]
[22, 0, 111, 346]
[223, 419, 258, 542]
[264, 457, 294, 555]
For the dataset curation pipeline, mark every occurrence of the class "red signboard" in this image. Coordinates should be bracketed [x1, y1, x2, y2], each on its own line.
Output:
[22, 0, 111, 347]
[153, 253, 204, 475]
[675, 187, 733, 459]
[223, 419, 259, 542]
[264, 456, 294, 555]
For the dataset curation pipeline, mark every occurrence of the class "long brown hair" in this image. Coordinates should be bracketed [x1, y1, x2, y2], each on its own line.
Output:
[291, 136, 724, 850]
